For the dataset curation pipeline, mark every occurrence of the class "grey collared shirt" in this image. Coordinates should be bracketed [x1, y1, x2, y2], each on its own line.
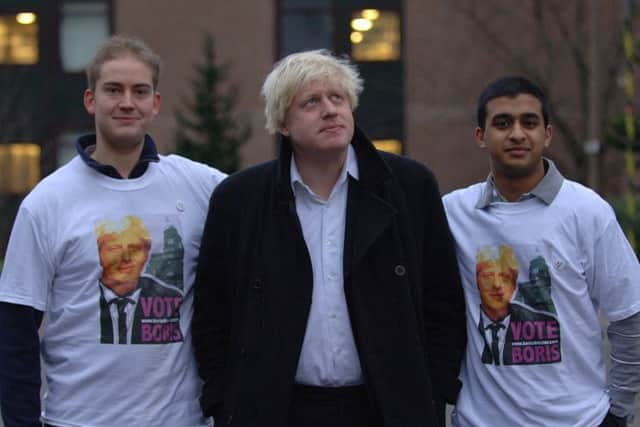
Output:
[475, 158, 564, 209]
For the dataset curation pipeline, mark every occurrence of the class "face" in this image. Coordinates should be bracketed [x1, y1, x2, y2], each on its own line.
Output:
[476, 93, 551, 182]
[477, 261, 516, 321]
[98, 232, 150, 296]
[279, 79, 354, 159]
[84, 54, 160, 153]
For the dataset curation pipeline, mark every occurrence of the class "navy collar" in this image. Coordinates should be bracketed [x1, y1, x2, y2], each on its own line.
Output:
[75, 134, 160, 179]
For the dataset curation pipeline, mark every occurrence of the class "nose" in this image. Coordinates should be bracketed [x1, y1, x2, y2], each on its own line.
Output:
[118, 90, 134, 109]
[509, 121, 525, 141]
[321, 97, 337, 117]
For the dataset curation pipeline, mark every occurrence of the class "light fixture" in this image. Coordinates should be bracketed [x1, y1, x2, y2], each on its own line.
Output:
[350, 32, 363, 44]
[361, 9, 380, 21]
[351, 18, 373, 32]
[16, 12, 37, 25]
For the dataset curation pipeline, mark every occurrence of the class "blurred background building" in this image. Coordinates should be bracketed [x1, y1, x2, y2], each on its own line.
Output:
[0, 0, 639, 255]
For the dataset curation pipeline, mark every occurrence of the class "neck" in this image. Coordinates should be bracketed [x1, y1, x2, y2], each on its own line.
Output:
[484, 307, 508, 322]
[92, 137, 144, 179]
[293, 147, 348, 200]
[492, 164, 545, 202]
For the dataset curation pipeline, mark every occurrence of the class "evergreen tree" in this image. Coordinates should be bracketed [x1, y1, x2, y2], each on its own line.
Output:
[174, 34, 250, 173]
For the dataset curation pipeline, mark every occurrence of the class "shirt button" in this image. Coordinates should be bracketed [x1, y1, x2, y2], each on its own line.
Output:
[327, 273, 337, 280]
[394, 264, 406, 277]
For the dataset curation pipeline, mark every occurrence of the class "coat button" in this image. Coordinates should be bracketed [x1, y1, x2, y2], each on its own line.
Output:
[394, 264, 406, 276]
[251, 278, 262, 290]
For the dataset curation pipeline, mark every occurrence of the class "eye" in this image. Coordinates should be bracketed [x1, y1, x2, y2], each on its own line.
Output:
[105, 86, 121, 95]
[303, 97, 319, 107]
[492, 117, 512, 129]
[521, 117, 540, 129]
[330, 93, 344, 102]
[135, 87, 151, 97]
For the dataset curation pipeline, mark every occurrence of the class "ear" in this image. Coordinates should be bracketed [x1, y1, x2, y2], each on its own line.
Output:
[544, 124, 552, 148]
[278, 123, 290, 137]
[83, 89, 95, 115]
[152, 91, 161, 116]
[475, 127, 486, 148]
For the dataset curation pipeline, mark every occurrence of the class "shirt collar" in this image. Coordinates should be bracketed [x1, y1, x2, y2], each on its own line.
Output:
[290, 144, 359, 196]
[475, 158, 564, 209]
[75, 134, 160, 179]
[99, 282, 142, 304]
[480, 308, 511, 328]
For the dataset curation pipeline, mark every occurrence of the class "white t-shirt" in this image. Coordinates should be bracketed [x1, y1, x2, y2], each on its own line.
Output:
[443, 179, 640, 427]
[0, 154, 226, 427]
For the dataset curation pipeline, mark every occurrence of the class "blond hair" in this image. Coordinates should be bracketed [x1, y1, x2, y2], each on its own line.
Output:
[86, 34, 161, 92]
[261, 49, 363, 135]
[476, 244, 519, 283]
[95, 216, 151, 248]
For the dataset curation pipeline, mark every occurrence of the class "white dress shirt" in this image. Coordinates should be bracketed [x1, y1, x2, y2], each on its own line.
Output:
[291, 144, 363, 386]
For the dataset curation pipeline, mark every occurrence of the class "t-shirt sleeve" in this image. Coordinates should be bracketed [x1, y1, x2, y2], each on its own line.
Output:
[0, 204, 53, 311]
[589, 214, 640, 322]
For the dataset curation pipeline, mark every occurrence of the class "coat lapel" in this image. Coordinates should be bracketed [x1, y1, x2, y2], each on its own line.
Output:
[344, 176, 397, 278]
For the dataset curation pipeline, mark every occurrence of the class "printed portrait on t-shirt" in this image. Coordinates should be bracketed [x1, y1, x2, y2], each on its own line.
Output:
[94, 215, 185, 345]
[475, 244, 561, 366]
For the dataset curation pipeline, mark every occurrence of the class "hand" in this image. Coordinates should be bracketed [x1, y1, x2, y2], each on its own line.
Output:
[599, 411, 627, 427]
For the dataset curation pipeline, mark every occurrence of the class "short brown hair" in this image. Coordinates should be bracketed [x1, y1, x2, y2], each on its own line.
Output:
[86, 34, 161, 92]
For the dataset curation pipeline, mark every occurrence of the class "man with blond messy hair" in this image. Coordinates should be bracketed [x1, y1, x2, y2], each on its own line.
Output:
[193, 49, 466, 427]
[0, 35, 226, 427]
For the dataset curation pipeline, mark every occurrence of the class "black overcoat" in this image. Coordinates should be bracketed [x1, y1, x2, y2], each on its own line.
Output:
[193, 128, 466, 427]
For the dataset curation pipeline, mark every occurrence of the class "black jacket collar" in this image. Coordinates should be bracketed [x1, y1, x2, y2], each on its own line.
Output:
[274, 126, 392, 203]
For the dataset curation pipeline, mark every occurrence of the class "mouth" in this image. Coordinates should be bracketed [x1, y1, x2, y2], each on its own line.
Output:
[117, 264, 136, 273]
[505, 147, 530, 157]
[113, 117, 140, 124]
[319, 124, 343, 133]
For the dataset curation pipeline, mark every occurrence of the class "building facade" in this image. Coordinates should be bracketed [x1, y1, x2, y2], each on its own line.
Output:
[0, 1, 634, 196]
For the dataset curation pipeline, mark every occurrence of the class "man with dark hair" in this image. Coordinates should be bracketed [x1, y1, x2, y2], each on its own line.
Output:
[0, 35, 226, 426]
[444, 76, 640, 426]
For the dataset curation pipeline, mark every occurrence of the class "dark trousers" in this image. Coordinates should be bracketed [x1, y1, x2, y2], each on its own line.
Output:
[287, 384, 384, 427]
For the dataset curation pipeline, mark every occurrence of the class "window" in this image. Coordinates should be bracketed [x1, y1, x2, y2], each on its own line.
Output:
[279, 0, 332, 57]
[0, 12, 38, 64]
[60, 1, 110, 72]
[373, 139, 402, 154]
[0, 143, 40, 194]
[278, 0, 404, 153]
[350, 9, 400, 62]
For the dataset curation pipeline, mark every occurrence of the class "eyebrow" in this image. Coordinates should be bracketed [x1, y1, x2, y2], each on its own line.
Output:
[491, 112, 541, 119]
[102, 82, 153, 89]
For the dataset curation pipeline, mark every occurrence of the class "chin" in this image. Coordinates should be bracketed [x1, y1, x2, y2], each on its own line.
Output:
[111, 133, 146, 148]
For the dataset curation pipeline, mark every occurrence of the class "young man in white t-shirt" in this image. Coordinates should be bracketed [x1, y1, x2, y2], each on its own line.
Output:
[443, 76, 640, 427]
[0, 35, 226, 427]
